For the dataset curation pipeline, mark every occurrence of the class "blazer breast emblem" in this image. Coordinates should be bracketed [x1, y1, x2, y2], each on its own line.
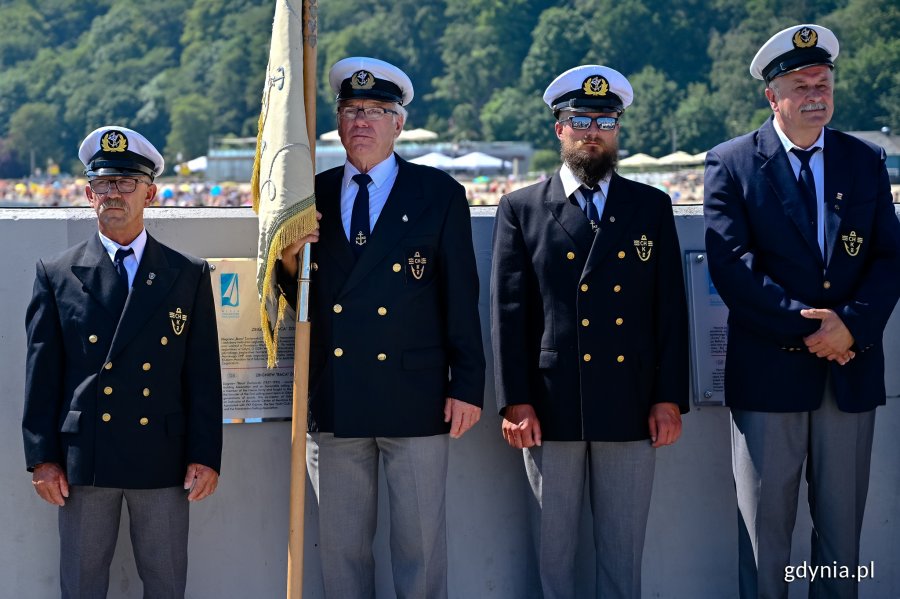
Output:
[841, 230, 863, 257]
[633, 235, 654, 262]
[408, 251, 427, 280]
[169, 307, 188, 335]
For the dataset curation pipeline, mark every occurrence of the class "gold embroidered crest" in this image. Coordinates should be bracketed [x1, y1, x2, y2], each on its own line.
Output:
[408, 251, 427, 280]
[100, 130, 128, 153]
[169, 307, 188, 335]
[792, 27, 818, 49]
[633, 235, 653, 262]
[350, 70, 376, 90]
[841, 230, 863, 257]
[582, 75, 609, 97]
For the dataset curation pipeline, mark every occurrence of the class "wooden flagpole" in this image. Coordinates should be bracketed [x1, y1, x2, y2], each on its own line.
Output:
[287, 1, 316, 597]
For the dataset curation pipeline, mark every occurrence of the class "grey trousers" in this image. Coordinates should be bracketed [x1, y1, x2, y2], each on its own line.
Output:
[306, 432, 450, 599]
[58, 485, 189, 599]
[524, 440, 655, 599]
[731, 384, 876, 599]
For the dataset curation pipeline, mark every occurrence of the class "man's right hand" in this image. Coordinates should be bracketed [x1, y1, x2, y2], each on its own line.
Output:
[32, 462, 69, 506]
[501, 404, 542, 449]
[279, 211, 323, 279]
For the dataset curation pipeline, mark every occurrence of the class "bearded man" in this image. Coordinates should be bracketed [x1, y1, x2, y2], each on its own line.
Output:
[490, 65, 689, 599]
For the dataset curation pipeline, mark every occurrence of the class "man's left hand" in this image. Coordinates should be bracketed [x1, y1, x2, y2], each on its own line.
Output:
[648, 403, 682, 448]
[444, 397, 481, 439]
[801, 308, 855, 363]
[184, 463, 219, 502]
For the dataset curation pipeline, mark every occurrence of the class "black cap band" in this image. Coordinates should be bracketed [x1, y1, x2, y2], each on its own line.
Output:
[337, 78, 404, 105]
[86, 150, 157, 179]
[763, 47, 833, 82]
[551, 94, 624, 114]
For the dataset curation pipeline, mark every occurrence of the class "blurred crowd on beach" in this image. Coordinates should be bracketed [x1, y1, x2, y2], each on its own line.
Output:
[3, 171, 899, 208]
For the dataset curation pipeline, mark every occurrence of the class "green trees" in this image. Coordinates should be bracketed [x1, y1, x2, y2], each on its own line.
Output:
[0, 0, 896, 177]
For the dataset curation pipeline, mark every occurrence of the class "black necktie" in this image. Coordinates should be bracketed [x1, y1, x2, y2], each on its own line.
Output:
[114, 247, 134, 289]
[791, 148, 818, 227]
[350, 173, 372, 257]
[580, 185, 601, 232]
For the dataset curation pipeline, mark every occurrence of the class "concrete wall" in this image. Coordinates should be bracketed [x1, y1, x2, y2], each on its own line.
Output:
[1, 206, 897, 598]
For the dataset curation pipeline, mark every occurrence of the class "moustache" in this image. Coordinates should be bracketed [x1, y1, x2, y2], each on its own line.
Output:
[799, 102, 827, 113]
[99, 199, 126, 210]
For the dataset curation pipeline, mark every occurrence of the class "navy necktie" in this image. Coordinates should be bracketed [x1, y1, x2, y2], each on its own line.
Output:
[580, 185, 601, 232]
[114, 247, 134, 290]
[350, 173, 372, 257]
[791, 148, 818, 227]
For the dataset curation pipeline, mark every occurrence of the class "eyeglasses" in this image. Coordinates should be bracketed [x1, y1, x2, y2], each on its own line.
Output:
[338, 106, 400, 121]
[88, 178, 148, 194]
[560, 116, 619, 131]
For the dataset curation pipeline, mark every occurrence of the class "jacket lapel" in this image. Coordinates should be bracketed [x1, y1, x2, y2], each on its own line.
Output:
[544, 173, 594, 256]
[822, 128, 846, 267]
[581, 174, 638, 281]
[340, 157, 430, 295]
[317, 167, 356, 275]
[758, 118, 823, 265]
[71, 234, 128, 316]
[107, 235, 178, 360]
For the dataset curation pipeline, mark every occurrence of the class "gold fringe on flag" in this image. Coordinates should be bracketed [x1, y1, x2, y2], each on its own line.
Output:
[252, 0, 317, 367]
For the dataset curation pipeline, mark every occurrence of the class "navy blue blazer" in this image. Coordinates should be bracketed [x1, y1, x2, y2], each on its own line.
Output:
[295, 156, 485, 437]
[704, 118, 900, 412]
[23, 233, 223, 488]
[491, 172, 689, 442]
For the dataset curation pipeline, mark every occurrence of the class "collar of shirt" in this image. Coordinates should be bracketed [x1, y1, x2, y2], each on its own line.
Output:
[559, 162, 611, 210]
[98, 229, 146, 288]
[772, 118, 825, 165]
[98, 229, 147, 266]
[341, 154, 400, 240]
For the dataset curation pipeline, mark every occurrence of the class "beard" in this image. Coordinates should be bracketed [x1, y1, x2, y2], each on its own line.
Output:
[560, 136, 618, 187]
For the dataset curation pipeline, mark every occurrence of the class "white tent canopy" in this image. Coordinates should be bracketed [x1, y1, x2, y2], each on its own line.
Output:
[174, 155, 208, 174]
[409, 152, 454, 167]
[657, 151, 700, 166]
[618, 152, 659, 168]
[449, 151, 507, 170]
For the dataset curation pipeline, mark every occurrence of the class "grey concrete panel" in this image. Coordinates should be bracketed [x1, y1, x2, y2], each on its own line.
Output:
[1, 206, 897, 598]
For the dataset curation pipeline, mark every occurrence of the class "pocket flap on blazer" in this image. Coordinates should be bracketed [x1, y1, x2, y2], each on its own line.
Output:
[402, 346, 446, 370]
[60, 410, 81, 433]
[165, 411, 186, 437]
[539, 349, 558, 369]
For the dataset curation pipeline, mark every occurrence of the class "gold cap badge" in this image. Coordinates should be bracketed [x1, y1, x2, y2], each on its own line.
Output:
[792, 27, 818, 49]
[582, 75, 610, 97]
[100, 130, 128, 153]
[350, 70, 376, 90]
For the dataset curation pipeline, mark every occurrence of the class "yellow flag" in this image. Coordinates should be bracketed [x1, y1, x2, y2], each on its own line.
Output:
[252, 0, 317, 367]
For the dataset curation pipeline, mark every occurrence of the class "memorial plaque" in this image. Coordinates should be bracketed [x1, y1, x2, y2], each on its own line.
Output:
[685, 251, 728, 406]
[209, 258, 295, 422]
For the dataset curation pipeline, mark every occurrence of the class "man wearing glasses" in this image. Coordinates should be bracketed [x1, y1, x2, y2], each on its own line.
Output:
[278, 57, 484, 598]
[23, 126, 222, 598]
[491, 65, 688, 598]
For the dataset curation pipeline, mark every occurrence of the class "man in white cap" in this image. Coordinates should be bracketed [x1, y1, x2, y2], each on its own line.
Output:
[279, 57, 484, 598]
[23, 125, 223, 598]
[490, 65, 689, 598]
[704, 24, 900, 598]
